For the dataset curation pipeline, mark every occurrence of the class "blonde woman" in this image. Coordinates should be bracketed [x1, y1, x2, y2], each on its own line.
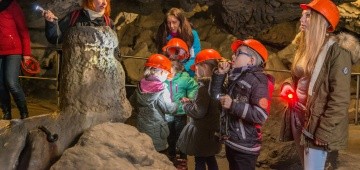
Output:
[279, 0, 360, 169]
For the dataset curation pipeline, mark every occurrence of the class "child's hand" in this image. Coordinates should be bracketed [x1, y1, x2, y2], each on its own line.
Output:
[43, 10, 58, 22]
[280, 84, 294, 97]
[218, 61, 230, 74]
[180, 97, 190, 103]
[219, 95, 232, 109]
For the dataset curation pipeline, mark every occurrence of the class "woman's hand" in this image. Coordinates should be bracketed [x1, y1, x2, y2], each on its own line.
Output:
[218, 61, 230, 74]
[280, 84, 294, 97]
[42, 10, 58, 22]
[315, 137, 328, 146]
[23, 56, 31, 61]
[219, 95, 232, 109]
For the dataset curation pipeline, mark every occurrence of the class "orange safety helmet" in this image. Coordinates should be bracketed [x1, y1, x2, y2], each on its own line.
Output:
[21, 56, 41, 76]
[191, 49, 223, 71]
[231, 39, 268, 62]
[162, 38, 190, 62]
[300, 0, 340, 32]
[145, 53, 172, 74]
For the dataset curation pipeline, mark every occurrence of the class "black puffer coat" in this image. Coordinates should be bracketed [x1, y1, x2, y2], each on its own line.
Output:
[210, 66, 274, 155]
[177, 79, 221, 157]
[45, 9, 114, 44]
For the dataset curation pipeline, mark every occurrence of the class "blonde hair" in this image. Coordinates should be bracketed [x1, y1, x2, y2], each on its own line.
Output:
[292, 10, 329, 77]
[197, 60, 218, 78]
[82, 0, 111, 16]
[144, 67, 163, 78]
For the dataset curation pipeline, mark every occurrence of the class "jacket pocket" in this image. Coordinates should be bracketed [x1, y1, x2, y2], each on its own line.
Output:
[160, 121, 170, 139]
[0, 36, 15, 51]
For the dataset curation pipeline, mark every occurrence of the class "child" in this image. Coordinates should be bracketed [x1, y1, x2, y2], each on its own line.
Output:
[129, 54, 177, 153]
[209, 39, 274, 170]
[177, 49, 223, 170]
[162, 38, 198, 164]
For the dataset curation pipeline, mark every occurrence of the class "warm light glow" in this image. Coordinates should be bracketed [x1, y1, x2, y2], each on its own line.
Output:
[287, 93, 293, 99]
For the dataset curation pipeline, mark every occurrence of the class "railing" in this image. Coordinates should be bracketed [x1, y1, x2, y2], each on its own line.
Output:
[23, 50, 360, 124]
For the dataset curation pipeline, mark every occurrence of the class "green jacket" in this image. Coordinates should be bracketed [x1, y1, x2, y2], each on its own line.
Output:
[280, 33, 360, 151]
[165, 72, 198, 116]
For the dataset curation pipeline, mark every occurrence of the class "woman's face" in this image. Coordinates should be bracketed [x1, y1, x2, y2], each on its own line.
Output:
[93, 0, 107, 13]
[300, 9, 311, 31]
[167, 15, 180, 34]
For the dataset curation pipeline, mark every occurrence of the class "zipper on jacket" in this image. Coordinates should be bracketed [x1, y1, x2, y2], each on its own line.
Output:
[239, 119, 246, 139]
[170, 81, 173, 102]
[176, 84, 178, 93]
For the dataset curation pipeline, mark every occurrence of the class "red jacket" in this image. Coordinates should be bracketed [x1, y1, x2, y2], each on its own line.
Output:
[0, 0, 31, 56]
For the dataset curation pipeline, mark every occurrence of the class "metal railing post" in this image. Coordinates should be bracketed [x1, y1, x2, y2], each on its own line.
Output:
[356, 75, 359, 125]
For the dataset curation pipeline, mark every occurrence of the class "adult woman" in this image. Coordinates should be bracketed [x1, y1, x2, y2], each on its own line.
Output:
[43, 0, 113, 44]
[279, 0, 360, 169]
[156, 7, 201, 77]
[0, 0, 31, 119]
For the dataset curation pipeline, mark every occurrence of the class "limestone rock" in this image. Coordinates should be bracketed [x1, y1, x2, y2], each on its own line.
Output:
[50, 123, 175, 170]
[0, 120, 27, 169]
[61, 26, 131, 121]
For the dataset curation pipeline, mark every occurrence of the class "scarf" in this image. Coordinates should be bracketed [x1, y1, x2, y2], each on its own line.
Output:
[84, 7, 104, 21]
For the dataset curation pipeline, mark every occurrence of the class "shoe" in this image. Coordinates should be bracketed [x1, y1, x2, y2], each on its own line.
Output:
[175, 158, 187, 170]
[1, 104, 12, 120]
[20, 113, 28, 119]
[17, 102, 29, 119]
[2, 112, 12, 120]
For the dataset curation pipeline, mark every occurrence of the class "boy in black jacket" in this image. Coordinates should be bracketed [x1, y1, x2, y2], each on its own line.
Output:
[209, 39, 274, 170]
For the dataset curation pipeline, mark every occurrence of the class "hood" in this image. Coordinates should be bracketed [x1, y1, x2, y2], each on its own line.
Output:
[134, 87, 163, 106]
[0, 0, 12, 12]
[330, 33, 360, 64]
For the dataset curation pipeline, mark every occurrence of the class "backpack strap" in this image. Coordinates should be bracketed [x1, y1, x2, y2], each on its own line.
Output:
[104, 15, 110, 26]
[69, 10, 81, 27]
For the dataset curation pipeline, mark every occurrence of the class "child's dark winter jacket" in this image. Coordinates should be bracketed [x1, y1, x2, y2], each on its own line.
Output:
[177, 78, 221, 157]
[210, 66, 274, 155]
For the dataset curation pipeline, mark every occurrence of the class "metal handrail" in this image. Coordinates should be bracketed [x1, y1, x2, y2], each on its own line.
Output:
[24, 50, 360, 124]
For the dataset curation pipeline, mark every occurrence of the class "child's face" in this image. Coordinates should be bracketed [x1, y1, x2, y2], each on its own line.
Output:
[231, 46, 254, 69]
[157, 70, 169, 82]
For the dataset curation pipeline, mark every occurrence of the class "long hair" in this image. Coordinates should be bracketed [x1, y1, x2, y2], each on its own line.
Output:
[156, 8, 194, 53]
[292, 10, 329, 77]
[82, 0, 111, 16]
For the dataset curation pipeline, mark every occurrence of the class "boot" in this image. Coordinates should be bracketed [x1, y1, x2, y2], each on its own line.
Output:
[1, 103, 12, 120]
[2, 110, 12, 120]
[17, 102, 29, 119]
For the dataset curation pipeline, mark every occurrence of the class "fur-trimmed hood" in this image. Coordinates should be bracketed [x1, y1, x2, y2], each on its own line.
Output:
[330, 33, 360, 64]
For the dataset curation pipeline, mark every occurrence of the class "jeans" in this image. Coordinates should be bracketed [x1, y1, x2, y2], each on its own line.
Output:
[225, 145, 258, 170]
[195, 156, 218, 170]
[0, 55, 27, 114]
[304, 147, 328, 170]
[167, 115, 187, 159]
